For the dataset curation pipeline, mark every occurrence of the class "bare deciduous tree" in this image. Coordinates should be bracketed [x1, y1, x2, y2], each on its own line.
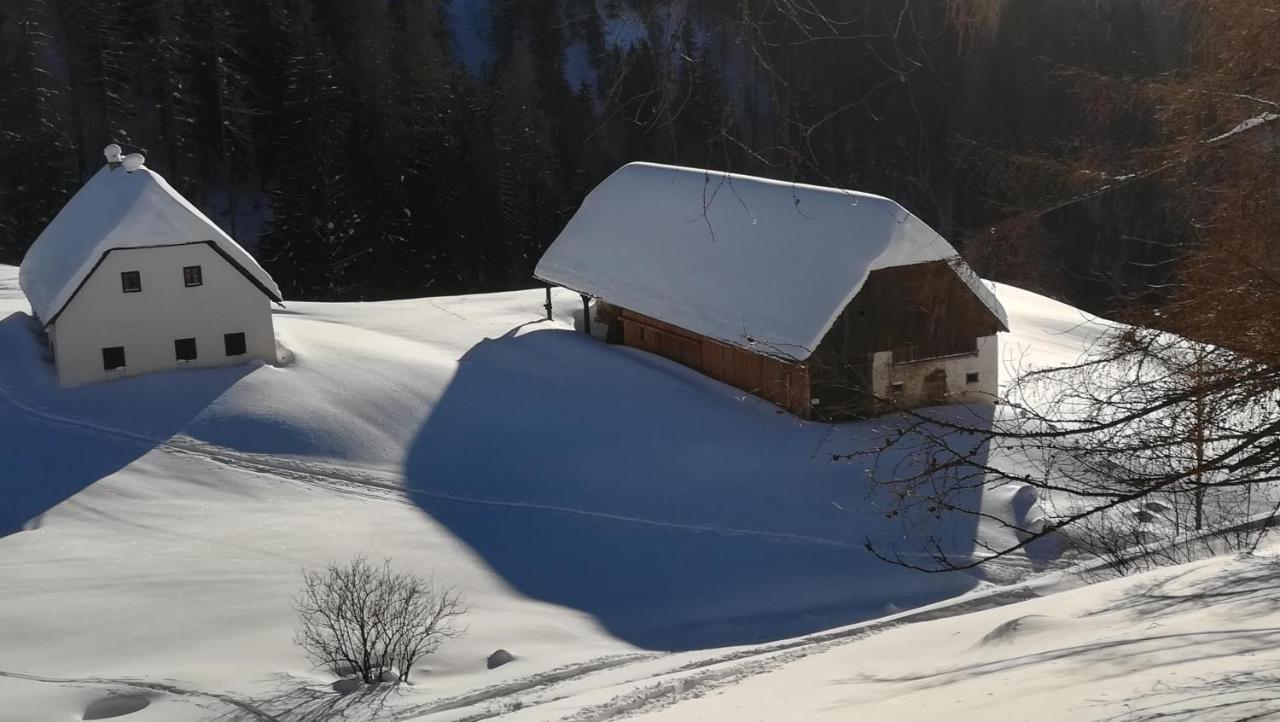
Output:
[852, 0, 1280, 576]
[855, 329, 1280, 575]
[294, 556, 467, 685]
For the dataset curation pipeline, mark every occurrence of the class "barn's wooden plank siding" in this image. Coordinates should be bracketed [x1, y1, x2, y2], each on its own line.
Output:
[808, 260, 1005, 418]
[618, 309, 813, 417]
[819, 261, 1003, 360]
[597, 261, 1000, 421]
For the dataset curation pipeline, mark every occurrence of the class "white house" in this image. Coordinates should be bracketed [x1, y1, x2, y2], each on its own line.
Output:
[19, 146, 282, 386]
[535, 162, 1007, 419]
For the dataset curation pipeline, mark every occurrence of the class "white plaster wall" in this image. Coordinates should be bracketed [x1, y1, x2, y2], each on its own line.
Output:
[870, 334, 999, 410]
[49, 243, 277, 385]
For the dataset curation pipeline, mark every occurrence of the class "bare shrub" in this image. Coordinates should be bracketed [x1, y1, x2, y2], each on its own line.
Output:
[294, 556, 467, 684]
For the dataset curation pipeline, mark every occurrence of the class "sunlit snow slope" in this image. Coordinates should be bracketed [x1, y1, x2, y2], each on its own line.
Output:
[0, 265, 1107, 721]
[624, 548, 1280, 722]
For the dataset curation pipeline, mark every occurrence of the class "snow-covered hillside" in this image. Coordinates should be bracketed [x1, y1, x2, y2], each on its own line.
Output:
[624, 548, 1280, 722]
[0, 263, 1114, 720]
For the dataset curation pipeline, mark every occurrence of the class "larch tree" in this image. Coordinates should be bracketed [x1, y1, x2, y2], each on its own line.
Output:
[858, 0, 1280, 574]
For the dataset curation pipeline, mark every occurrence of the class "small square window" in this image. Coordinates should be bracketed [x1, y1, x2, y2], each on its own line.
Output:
[120, 271, 141, 293]
[102, 346, 126, 371]
[966, 372, 980, 385]
[224, 332, 247, 356]
[183, 265, 203, 287]
[175, 337, 197, 362]
[891, 382, 905, 395]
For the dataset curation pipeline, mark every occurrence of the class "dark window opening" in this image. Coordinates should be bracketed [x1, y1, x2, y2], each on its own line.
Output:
[224, 332, 247, 356]
[120, 271, 141, 293]
[966, 372, 980, 385]
[890, 382, 905, 395]
[102, 346, 126, 371]
[175, 338, 197, 362]
[183, 265, 203, 287]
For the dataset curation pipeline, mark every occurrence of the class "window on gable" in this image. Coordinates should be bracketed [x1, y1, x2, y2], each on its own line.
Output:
[120, 271, 141, 293]
[183, 265, 203, 287]
[224, 332, 247, 356]
[175, 338, 197, 362]
[102, 346, 126, 371]
[966, 372, 980, 385]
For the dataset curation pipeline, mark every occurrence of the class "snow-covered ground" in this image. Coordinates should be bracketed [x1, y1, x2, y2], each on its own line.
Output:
[2, 261, 1210, 722]
[621, 549, 1280, 722]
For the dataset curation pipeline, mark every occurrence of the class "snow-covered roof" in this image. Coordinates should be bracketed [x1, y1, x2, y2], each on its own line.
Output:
[20, 162, 282, 324]
[535, 163, 1007, 360]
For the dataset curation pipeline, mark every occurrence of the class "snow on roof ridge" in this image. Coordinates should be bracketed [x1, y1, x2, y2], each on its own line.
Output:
[19, 161, 281, 324]
[536, 162, 1007, 359]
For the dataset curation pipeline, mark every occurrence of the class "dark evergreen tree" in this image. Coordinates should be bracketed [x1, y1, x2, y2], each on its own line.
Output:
[0, 0, 74, 262]
[0, 0, 1194, 313]
[259, 1, 361, 300]
[61, 0, 137, 172]
[392, 0, 465, 295]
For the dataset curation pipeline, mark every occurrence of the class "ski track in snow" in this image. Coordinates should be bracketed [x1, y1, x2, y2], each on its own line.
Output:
[392, 654, 661, 720]
[394, 582, 1037, 721]
[0, 375, 866, 551]
[553, 587, 1040, 721]
[174, 440, 867, 550]
[0, 668, 277, 721]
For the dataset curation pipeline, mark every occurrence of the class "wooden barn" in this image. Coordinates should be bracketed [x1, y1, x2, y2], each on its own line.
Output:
[534, 163, 1008, 420]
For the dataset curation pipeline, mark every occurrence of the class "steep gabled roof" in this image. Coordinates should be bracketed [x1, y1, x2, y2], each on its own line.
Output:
[535, 162, 1007, 360]
[20, 162, 282, 324]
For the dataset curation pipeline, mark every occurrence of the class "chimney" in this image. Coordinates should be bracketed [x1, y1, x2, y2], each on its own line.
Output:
[122, 153, 146, 173]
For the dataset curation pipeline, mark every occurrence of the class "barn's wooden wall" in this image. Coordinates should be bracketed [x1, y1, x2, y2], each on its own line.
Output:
[808, 260, 1004, 418]
[598, 260, 1001, 421]
[820, 261, 1003, 360]
[617, 309, 813, 418]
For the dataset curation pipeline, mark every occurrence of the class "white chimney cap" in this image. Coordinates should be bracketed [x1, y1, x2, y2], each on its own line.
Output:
[122, 153, 146, 173]
[104, 144, 123, 163]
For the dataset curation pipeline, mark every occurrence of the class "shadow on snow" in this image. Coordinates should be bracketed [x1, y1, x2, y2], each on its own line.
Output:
[404, 326, 986, 651]
[0, 312, 252, 536]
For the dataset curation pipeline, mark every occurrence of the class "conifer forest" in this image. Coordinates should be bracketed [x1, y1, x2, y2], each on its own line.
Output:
[0, 1, 1187, 309]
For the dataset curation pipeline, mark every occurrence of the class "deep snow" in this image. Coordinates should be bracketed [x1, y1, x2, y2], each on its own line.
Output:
[0, 263, 1113, 720]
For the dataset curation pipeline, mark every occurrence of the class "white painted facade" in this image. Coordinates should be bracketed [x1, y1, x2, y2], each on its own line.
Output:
[869, 334, 999, 410]
[47, 243, 277, 385]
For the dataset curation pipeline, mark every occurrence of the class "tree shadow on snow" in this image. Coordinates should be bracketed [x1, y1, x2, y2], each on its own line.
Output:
[843, 625, 1280, 720]
[0, 313, 254, 536]
[1085, 553, 1280, 621]
[403, 327, 986, 651]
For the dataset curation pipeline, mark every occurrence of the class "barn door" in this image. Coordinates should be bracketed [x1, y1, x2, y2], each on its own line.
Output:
[924, 368, 948, 405]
